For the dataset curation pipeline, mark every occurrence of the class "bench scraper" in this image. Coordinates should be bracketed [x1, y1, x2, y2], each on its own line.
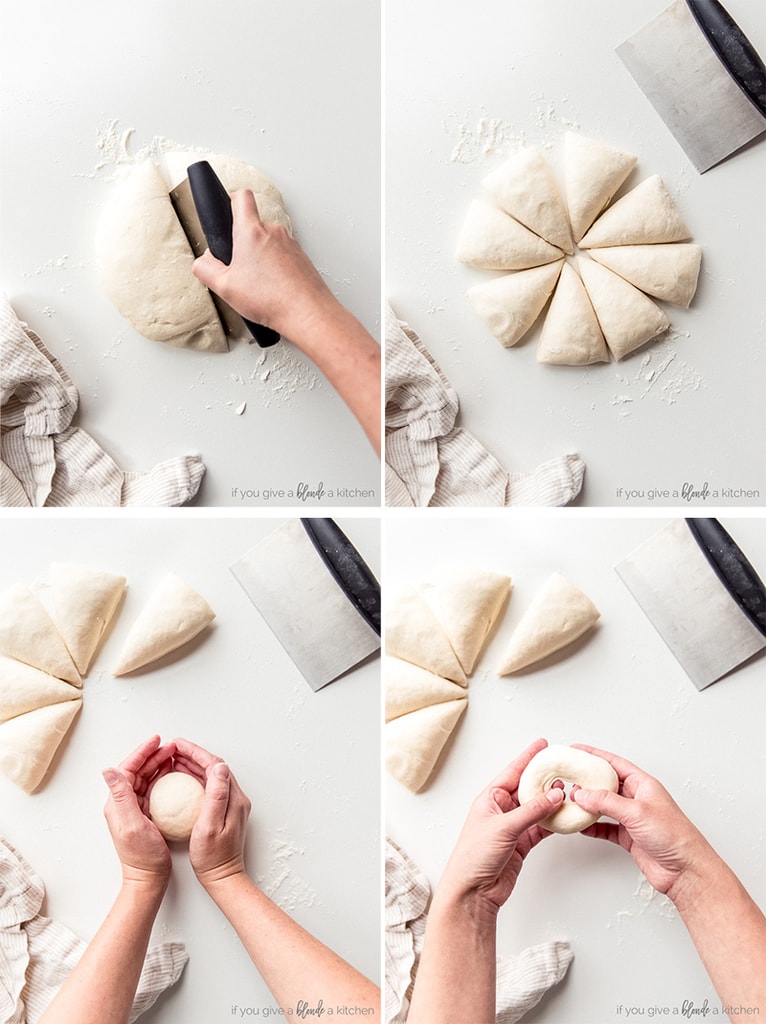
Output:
[230, 519, 380, 691]
[617, 0, 766, 172]
[616, 518, 766, 689]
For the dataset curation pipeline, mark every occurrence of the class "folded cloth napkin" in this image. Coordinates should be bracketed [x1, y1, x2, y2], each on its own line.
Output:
[1, 293, 204, 506]
[385, 836, 573, 1024]
[385, 306, 585, 507]
[0, 835, 188, 1023]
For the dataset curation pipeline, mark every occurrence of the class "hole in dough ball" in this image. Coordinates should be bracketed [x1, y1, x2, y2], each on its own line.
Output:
[149, 771, 205, 842]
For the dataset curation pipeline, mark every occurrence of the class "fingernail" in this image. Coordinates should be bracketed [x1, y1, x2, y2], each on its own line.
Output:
[213, 763, 229, 780]
[102, 768, 118, 785]
[546, 788, 564, 805]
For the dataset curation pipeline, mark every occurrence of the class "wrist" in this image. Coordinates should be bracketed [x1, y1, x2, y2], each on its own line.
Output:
[430, 883, 501, 931]
[665, 839, 722, 912]
[120, 871, 168, 903]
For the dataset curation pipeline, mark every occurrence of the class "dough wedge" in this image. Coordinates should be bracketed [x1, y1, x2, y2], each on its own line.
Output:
[538, 262, 609, 365]
[577, 257, 670, 360]
[483, 148, 574, 254]
[468, 260, 563, 348]
[0, 585, 81, 687]
[456, 199, 564, 270]
[0, 697, 82, 793]
[385, 698, 467, 793]
[50, 562, 126, 675]
[385, 585, 466, 685]
[587, 243, 702, 308]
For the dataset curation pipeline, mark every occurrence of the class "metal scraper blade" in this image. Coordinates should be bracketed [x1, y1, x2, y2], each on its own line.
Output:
[616, 519, 766, 689]
[230, 519, 380, 691]
[617, 0, 766, 172]
[169, 176, 247, 340]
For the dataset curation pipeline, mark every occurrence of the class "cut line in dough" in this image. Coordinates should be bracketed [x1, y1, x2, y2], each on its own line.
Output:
[50, 562, 126, 676]
[0, 656, 81, 724]
[0, 585, 81, 687]
[385, 656, 467, 722]
[456, 199, 564, 271]
[579, 175, 691, 248]
[385, 585, 466, 685]
[385, 698, 467, 793]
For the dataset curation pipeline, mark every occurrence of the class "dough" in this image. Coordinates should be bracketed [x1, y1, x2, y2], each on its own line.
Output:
[418, 563, 511, 674]
[385, 656, 467, 722]
[563, 133, 636, 243]
[497, 572, 600, 675]
[468, 260, 563, 348]
[96, 153, 291, 352]
[587, 243, 703, 308]
[579, 175, 691, 248]
[385, 585, 466, 685]
[456, 199, 564, 270]
[517, 745, 619, 834]
[577, 256, 670, 360]
[0, 585, 81, 687]
[149, 771, 205, 842]
[50, 563, 126, 675]
[113, 574, 215, 676]
[0, 655, 80, 724]
[483, 148, 574, 255]
[0, 697, 82, 793]
[537, 262, 608, 366]
[385, 698, 467, 793]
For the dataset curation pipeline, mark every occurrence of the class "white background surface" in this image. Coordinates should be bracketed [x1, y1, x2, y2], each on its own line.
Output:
[1, 0, 381, 507]
[384, 513, 766, 1021]
[386, 0, 766, 507]
[0, 514, 381, 1021]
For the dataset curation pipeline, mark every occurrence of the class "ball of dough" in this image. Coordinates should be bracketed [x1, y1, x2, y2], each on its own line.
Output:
[149, 771, 205, 842]
[517, 744, 619, 834]
[96, 152, 292, 352]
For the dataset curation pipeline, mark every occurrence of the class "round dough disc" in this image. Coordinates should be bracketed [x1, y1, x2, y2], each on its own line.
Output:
[517, 744, 619, 834]
[149, 771, 205, 842]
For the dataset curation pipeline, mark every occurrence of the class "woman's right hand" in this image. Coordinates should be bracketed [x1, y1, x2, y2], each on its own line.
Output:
[572, 744, 714, 902]
[172, 737, 252, 889]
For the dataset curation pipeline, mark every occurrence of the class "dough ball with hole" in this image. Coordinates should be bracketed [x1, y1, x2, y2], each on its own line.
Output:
[518, 744, 619, 834]
[149, 771, 205, 841]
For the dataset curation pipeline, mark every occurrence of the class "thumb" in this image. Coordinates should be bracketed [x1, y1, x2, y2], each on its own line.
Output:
[195, 762, 230, 834]
[572, 787, 630, 823]
[497, 789, 564, 842]
[103, 768, 146, 825]
[192, 249, 228, 290]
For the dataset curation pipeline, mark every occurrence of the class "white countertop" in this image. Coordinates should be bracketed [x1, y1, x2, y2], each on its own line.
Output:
[386, 0, 766, 507]
[0, 514, 381, 1021]
[385, 513, 766, 1020]
[1, 0, 381, 507]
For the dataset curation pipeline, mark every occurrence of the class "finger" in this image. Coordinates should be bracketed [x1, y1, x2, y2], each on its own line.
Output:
[194, 762, 231, 836]
[572, 786, 633, 824]
[117, 735, 162, 777]
[173, 737, 222, 771]
[486, 738, 549, 795]
[103, 767, 150, 825]
[570, 744, 642, 784]
[230, 188, 262, 224]
[579, 820, 622, 845]
[192, 249, 228, 289]
[496, 788, 564, 843]
[171, 752, 208, 787]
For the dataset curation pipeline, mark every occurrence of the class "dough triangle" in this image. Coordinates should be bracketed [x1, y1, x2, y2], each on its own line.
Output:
[385, 585, 466, 685]
[587, 243, 703, 308]
[419, 563, 511, 674]
[579, 175, 691, 248]
[497, 573, 600, 675]
[113, 574, 215, 676]
[0, 585, 81, 687]
[385, 698, 467, 793]
[468, 260, 563, 348]
[537, 262, 609, 366]
[456, 199, 564, 270]
[483, 148, 574, 254]
[577, 256, 670, 360]
[50, 562, 127, 675]
[563, 133, 637, 242]
[0, 698, 82, 793]
[385, 656, 467, 722]
[0, 655, 81, 724]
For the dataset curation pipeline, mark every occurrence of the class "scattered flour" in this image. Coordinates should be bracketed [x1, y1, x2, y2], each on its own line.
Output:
[446, 93, 581, 164]
[256, 826, 321, 913]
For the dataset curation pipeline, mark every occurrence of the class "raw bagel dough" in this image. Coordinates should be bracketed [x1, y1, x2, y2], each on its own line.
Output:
[483, 148, 574, 255]
[579, 175, 691, 248]
[50, 563, 126, 675]
[468, 260, 564, 348]
[384, 656, 466, 722]
[587, 243, 702, 308]
[497, 572, 600, 675]
[96, 153, 291, 352]
[0, 697, 82, 793]
[537, 262, 608, 366]
[113, 573, 215, 676]
[577, 256, 670, 360]
[563, 133, 637, 243]
[456, 199, 564, 271]
[418, 563, 511, 674]
[0, 585, 81, 687]
[518, 744, 619, 834]
[0, 656, 80, 724]
[149, 771, 205, 842]
[385, 585, 466, 685]
[385, 698, 467, 793]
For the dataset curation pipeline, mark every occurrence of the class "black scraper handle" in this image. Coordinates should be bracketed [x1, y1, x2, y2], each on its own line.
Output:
[187, 160, 280, 348]
[686, 518, 766, 638]
[686, 0, 766, 117]
[300, 519, 381, 636]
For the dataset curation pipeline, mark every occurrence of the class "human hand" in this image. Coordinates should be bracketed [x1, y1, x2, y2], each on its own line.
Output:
[172, 737, 252, 890]
[572, 745, 713, 902]
[192, 189, 337, 343]
[435, 738, 564, 917]
[102, 735, 175, 889]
